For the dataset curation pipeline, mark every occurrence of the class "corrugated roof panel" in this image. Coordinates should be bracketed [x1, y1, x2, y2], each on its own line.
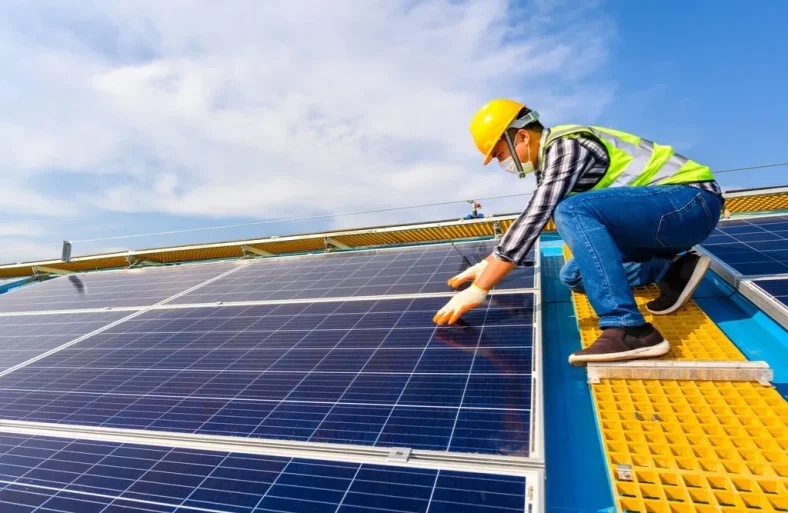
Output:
[333, 232, 408, 247]
[153, 246, 244, 262]
[54, 256, 130, 272]
[258, 237, 327, 254]
[726, 190, 788, 213]
[0, 266, 34, 279]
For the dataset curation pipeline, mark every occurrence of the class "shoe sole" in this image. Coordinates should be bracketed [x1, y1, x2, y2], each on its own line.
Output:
[568, 340, 671, 367]
[646, 255, 711, 316]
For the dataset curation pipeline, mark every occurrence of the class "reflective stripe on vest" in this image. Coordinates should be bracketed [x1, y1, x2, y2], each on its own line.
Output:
[540, 125, 714, 191]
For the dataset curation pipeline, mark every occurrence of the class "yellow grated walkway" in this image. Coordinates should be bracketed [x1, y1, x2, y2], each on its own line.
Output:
[561, 246, 745, 361]
[593, 379, 788, 513]
[572, 284, 746, 361]
[559, 246, 788, 511]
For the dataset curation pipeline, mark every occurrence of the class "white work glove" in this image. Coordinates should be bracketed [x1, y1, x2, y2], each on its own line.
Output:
[447, 259, 489, 288]
[433, 284, 488, 325]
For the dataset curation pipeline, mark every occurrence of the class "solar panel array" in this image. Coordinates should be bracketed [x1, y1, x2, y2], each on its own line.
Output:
[0, 313, 127, 373]
[0, 262, 242, 313]
[0, 242, 533, 314]
[0, 239, 541, 512]
[0, 295, 533, 455]
[172, 242, 534, 305]
[0, 433, 528, 513]
[701, 215, 788, 276]
[699, 214, 788, 326]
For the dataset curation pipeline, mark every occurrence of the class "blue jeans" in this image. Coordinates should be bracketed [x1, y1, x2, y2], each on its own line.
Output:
[554, 185, 722, 328]
[560, 257, 671, 294]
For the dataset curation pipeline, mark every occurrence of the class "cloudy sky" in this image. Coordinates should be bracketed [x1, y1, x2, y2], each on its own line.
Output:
[1, 1, 786, 263]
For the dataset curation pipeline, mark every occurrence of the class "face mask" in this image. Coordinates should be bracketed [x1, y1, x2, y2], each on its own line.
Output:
[498, 141, 534, 178]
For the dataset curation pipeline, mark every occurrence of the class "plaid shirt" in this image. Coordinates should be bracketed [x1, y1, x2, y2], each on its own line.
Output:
[494, 132, 722, 265]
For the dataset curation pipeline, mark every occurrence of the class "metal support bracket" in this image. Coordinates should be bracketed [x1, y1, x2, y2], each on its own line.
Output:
[31, 265, 71, 277]
[324, 237, 351, 251]
[587, 360, 773, 385]
[241, 245, 274, 258]
[493, 221, 502, 239]
[388, 447, 411, 462]
[127, 256, 162, 268]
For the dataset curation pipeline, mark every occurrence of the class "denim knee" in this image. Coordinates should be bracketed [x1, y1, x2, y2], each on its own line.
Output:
[554, 195, 592, 231]
[553, 198, 573, 230]
[559, 259, 584, 292]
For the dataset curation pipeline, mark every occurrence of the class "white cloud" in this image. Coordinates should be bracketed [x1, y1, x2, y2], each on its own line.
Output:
[0, 222, 45, 238]
[0, 187, 77, 217]
[0, 239, 62, 263]
[0, 0, 616, 251]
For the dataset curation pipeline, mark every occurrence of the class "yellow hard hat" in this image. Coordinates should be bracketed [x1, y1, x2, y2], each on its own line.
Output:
[470, 99, 525, 165]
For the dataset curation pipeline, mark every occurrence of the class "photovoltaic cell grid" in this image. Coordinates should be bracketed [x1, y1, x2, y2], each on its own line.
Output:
[700, 214, 788, 276]
[0, 313, 127, 373]
[0, 294, 534, 456]
[0, 433, 527, 513]
[170, 241, 535, 305]
[752, 278, 788, 307]
[0, 261, 242, 313]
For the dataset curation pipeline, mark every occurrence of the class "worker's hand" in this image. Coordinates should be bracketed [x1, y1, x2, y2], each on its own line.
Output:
[448, 260, 488, 288]
[433, 284, 488, 325]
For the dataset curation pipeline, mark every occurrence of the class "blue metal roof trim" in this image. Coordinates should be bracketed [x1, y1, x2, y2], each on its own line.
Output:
[540, 241, 614, 513]
[0, 276, 36, 295]
[694, 270, 788, 386]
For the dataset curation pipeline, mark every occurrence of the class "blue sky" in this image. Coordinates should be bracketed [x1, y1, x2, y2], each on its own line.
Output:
[599, 2, 788, 185]
[0, 0, 785, 262]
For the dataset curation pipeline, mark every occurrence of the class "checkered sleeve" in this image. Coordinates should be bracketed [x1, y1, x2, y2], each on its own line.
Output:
[493, 137, 596, 265]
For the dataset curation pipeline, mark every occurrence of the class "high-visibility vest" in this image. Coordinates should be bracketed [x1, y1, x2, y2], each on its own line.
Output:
[541, 125, 715, 190]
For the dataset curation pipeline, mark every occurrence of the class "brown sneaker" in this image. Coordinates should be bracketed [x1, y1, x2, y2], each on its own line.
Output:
[647, 251, 710, 315]
[568, 323, 670, 366]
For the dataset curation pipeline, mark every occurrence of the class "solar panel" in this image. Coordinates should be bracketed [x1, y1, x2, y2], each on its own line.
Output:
[752, 278, 788, 307]
[0, 294, 534, 456]
[777, 383, 788, 401]
[701, 215, 788, 276]
[0, 312, 128, 373]
[0, 261, 243, 313]
[0, 432, 528, 513]
[170, 241, 534, 305]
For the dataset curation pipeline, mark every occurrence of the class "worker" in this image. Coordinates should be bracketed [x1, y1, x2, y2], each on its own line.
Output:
[433, 99, 723, 365]
[463, 201, 485, 220]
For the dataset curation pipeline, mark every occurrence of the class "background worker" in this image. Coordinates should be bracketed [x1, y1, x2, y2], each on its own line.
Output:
[433, 99, 724, 365]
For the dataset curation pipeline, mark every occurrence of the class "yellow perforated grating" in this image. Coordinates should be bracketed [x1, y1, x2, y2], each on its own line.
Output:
[572, 285, 746, 361]
[561, 246, 746, 361]
[726, 192, 788, 214]
[593, 379, 788, 513]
